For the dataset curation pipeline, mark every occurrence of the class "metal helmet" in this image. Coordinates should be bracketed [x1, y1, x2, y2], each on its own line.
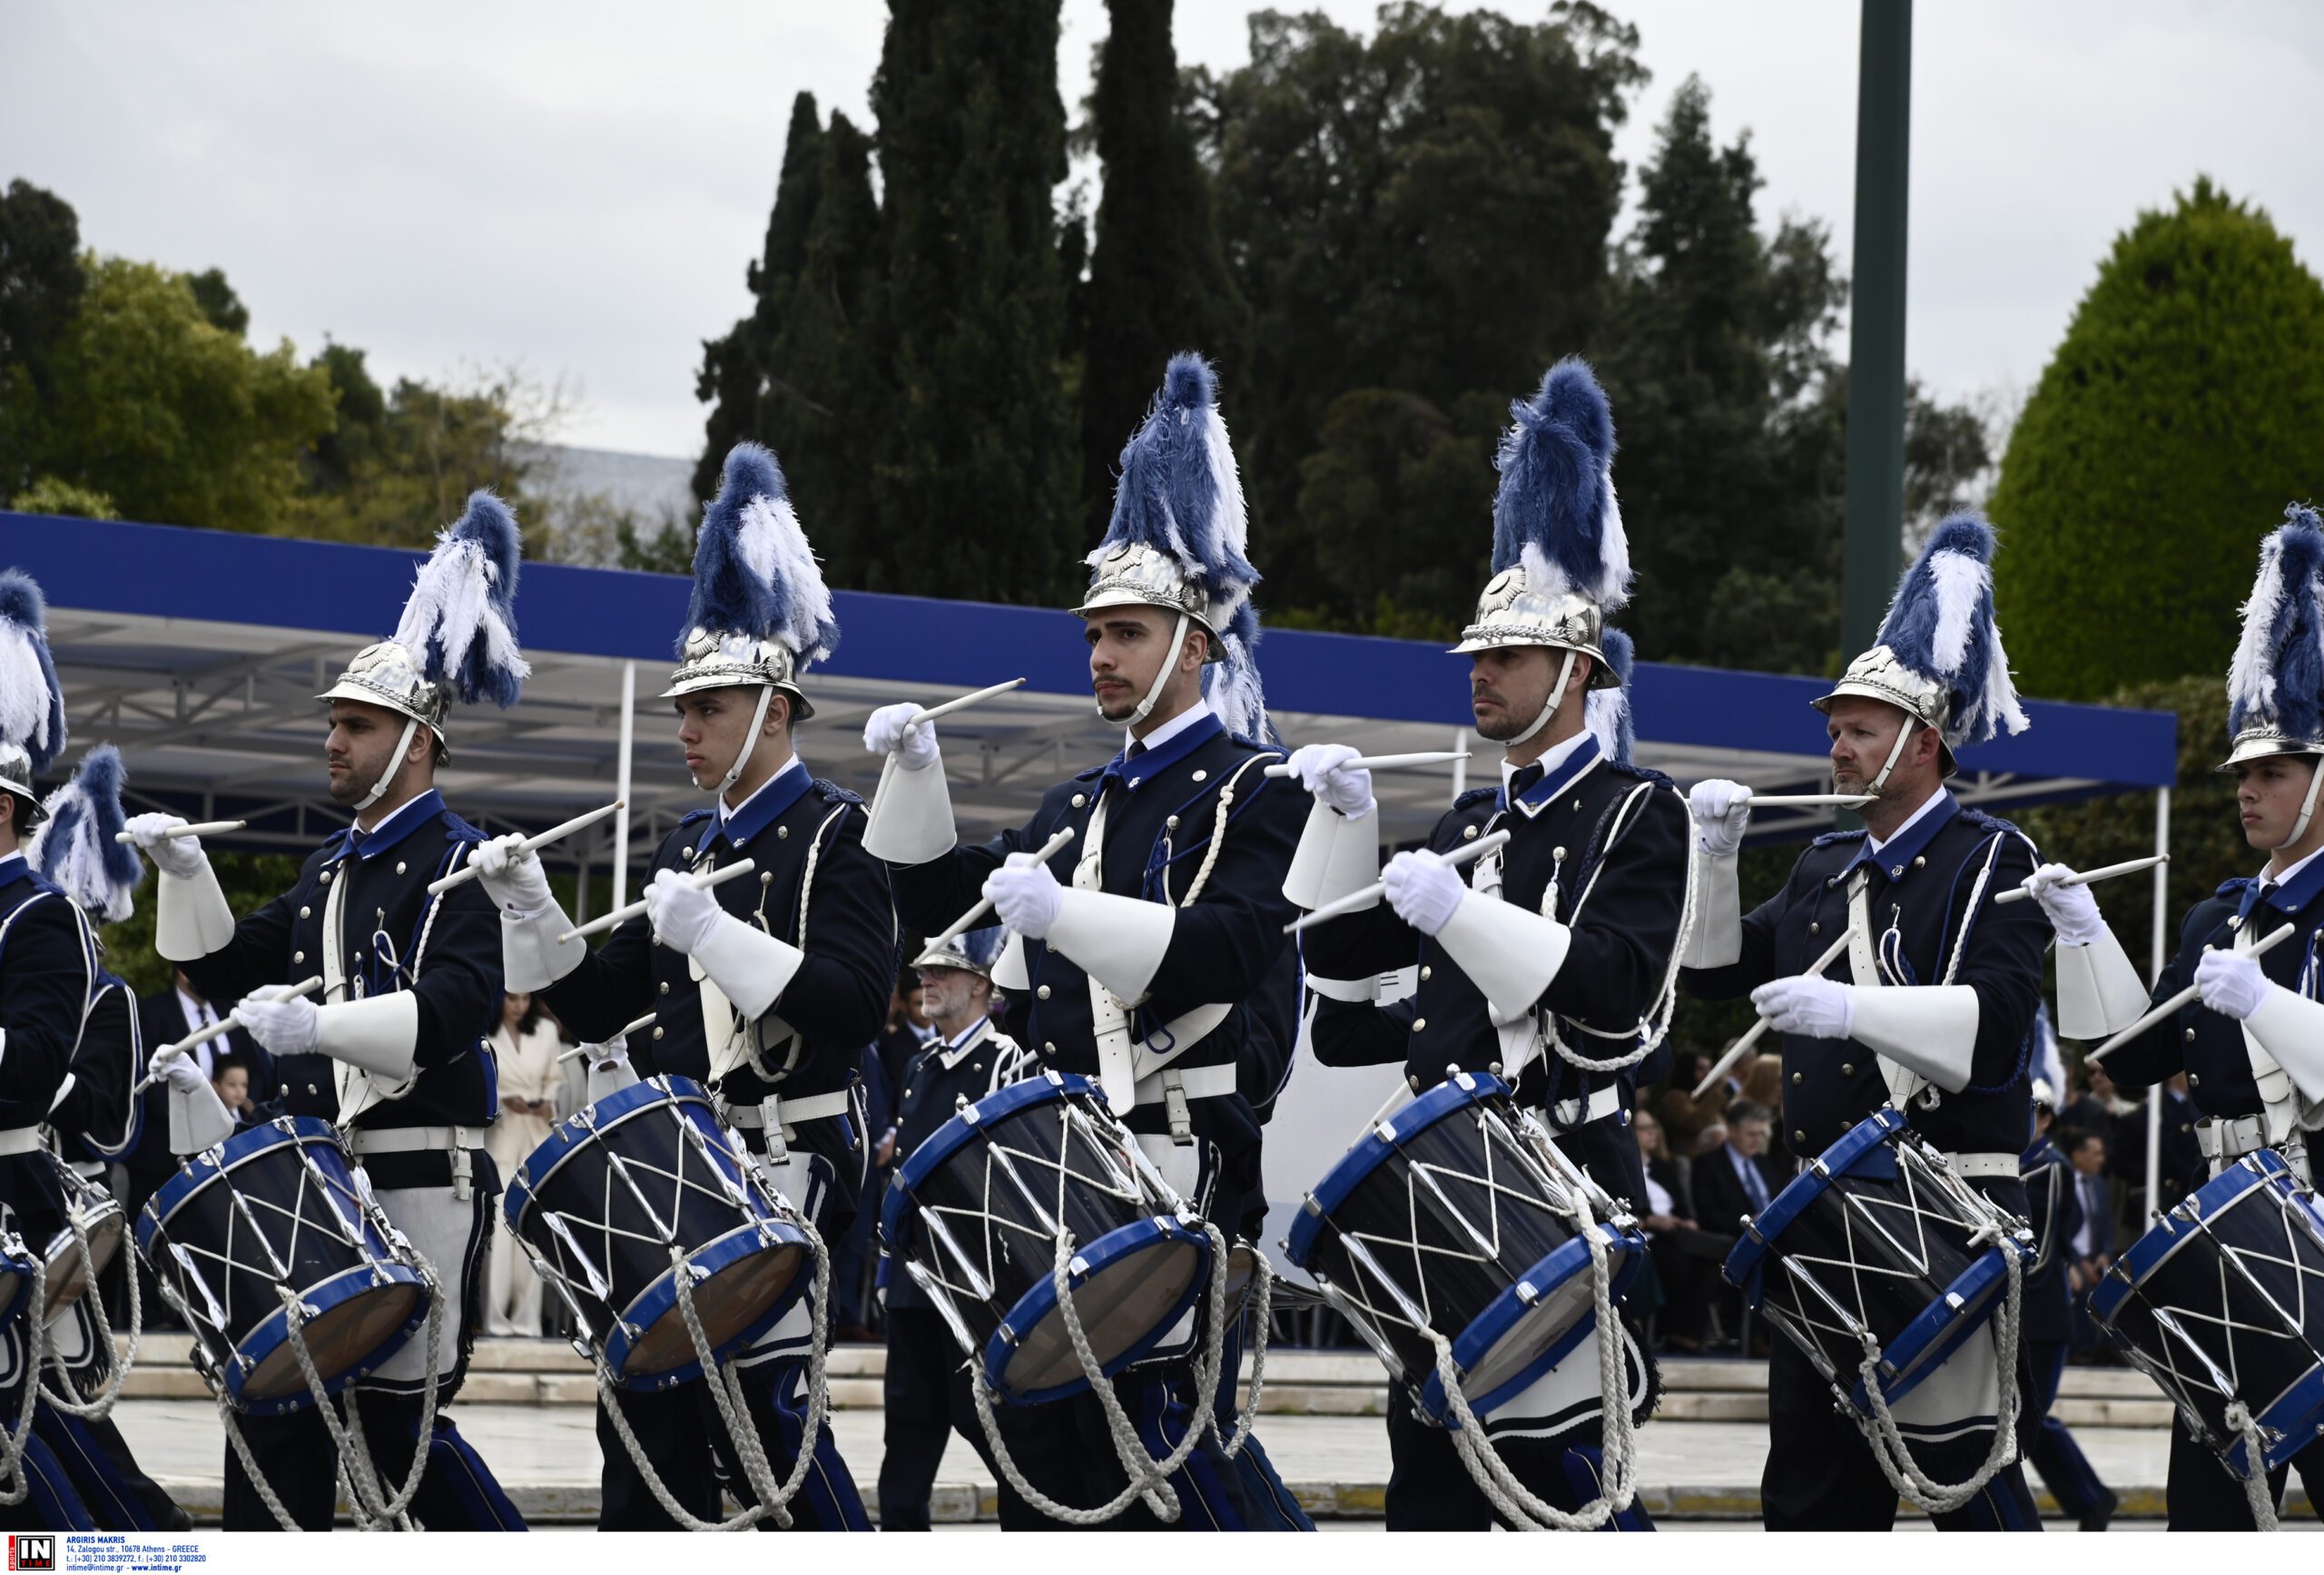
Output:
[663, 442, 836, 724]
[1813, 514, 2028, 779]
[2221, 508, 2324, 771]
[0, 570, 68, 829]
[911, 923, 1005, 980]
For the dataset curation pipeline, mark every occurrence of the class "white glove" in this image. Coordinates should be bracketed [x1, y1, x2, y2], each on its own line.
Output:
[148, 1046, 208, 1096]
[1752, 974, 1856, 1039]
[123, 812, 207, 879]
[1381, 850, 1465, 937]
[1687, 779, 1752, 859]
[2194, 949, 2271, 1021]
[644, 869, 725, 957]
[983, 851, 1062, 940]
[467, 832, 555, 916]
[2024, 863, 2105, 947]
[1287, 743, 1375, 820]
[863, 703, 940, 772]
[237, 993, 320, 1057]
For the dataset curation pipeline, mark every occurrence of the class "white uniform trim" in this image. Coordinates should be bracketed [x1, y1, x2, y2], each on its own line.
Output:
[0, 1127, 44, 1156]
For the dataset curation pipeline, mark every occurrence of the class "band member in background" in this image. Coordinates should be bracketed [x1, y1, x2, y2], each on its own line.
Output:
[2018, 1078, 2114, 1530]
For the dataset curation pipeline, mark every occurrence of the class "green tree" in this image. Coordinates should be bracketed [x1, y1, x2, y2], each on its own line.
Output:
[4, 255, 335, 533]
[186, 267, 249, 337]
[1991, 179, 2324, 701]
[0, 180, 85, 461]
[869, 0, 1078, 603]
[292, 362, 556, 549]
[1078, 0, 1246, 517]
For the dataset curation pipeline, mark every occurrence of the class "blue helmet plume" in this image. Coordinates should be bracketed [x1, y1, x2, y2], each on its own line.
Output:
[684, 442, 838, 666]
[391, 491, 529, 709]
[2228, 507, 2324, 745]
[1584, 627, 1638, 766]
[28, 744, 141, 922]
[0, 570, 65, 773]
[1490, 358, 1630, 608]
[1874, 513, 2027, 749]
[959, 924, 1006, 974]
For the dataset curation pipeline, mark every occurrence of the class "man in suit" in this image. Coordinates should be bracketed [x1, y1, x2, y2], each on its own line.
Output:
[1689, 1097, 1782, 1233]
[2022, 1093, 2115, 1530]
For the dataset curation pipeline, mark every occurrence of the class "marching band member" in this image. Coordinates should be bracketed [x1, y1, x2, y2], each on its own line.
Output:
[478, 444, 888, 1532]
[127, 497, 528, 1531]
[2031, 509, 2324, 1528]
[1285, 359, 1681, 1531]
[862, 353, 1308, 1531]
[0, 575, 104, 1530]
[2017, 1076, 2114, 1530]
[25, 747, 187, 1531]
[1682, 513, 2046, 1531]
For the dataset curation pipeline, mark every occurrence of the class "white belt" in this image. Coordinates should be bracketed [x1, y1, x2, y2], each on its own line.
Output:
[1945, 1151, 2019, 1179]
[349, 1125, 481, 1157]
[1541, 1086, 1622, 1131]
[0, 1127, 42, 1157]
[1131, 1062, 1237, 1108]
[2197, 1115, 2270, 1164]
[725, 1090, 853, 1128]
[1306, 967, 1420, 1006]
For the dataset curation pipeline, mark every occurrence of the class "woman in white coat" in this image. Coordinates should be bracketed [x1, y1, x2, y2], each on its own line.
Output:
[483, 989, 562, 1336]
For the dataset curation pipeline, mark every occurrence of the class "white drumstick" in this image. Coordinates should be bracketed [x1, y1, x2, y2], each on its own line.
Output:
[1285, 829, 1513, 936]
[926, 826, 1078, 950]
[557, 859, 760, 944]
[1262, 750, 1472, 780]
[115, 819, 245, 845]
[1740, 793, 1874, 809]
[133, 975, 326, 1094]
[428, 800, 626, 895]
[908, 677, 1027, 730]
[1690, 927, 1859, 1099]
[558, 1010, 657, 1063]
[1994, 853, 2170, 906]
[2088, 922, 2298, 1063]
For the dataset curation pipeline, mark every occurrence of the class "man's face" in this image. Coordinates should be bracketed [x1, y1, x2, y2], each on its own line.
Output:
[2071, 1139, 2106, 1176]
[1469, 647, 1578, 743]
[2234, 754, 2319, 852]
[1085, 606, 1196, 724]
[675, 687, 784, 791]
[325, 700, 417, 807]
[1825, 695, 1928, 802]
[1731, 1118, 1768, 1157]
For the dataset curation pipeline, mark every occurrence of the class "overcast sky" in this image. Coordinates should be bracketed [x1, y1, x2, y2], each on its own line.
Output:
[7, 1, 2319, 462]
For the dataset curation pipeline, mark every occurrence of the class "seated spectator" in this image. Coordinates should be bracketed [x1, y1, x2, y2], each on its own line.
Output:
[1634, 1110, 1725, 1354]
[1688, 1099, 1784, 1354]
[1692, 1120, 1728, 1158]
[1738, 1058, 1789, 1166]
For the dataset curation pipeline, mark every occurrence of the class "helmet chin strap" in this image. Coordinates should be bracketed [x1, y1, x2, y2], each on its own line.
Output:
[1113, 612, 1191, 729]
[2278, 753, 2324, 850]
[1865, 715, 1922, 796]
[717, 685, 778, 796]
[1505, 651, 1578, 750]
[355, 716, 421, 813]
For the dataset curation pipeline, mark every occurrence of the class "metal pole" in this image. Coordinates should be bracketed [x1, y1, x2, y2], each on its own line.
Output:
[1449, 725, 1468, 805]
[612, 659, 636, 911]
[2145, 786, 2171, 1217]
[1840, 0, 1913, 664]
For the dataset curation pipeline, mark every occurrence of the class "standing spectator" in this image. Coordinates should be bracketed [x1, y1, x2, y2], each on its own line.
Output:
[2062, 1127, 2114, 1361]
[483, 990, 560, 1338]
[2022, 1092, 2117, 1529]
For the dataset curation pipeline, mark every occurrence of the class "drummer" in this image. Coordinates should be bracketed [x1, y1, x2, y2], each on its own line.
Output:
[127, 497, 527, 1531]
[2026, 509, 2324, 1528]
[476, 444, 887, 1532]
[859, 353, 1310, 1531]
[1284, 359, 1684, 1531]
[1682, 514, 2047, 1531]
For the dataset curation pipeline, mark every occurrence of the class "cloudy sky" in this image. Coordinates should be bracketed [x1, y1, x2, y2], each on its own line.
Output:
[7, 1, 2319, 461]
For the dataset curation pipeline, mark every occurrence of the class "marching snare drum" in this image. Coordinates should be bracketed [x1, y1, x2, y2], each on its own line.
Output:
[505, 1076, 811, 1390]
[1726, 1107, 2035, 1417]
[2092, 1147, 2324, 1479]
[40, 1155, 123, 1325]
[1285, 1068, 1644, 1423]
[138, 1117, 430, 1414]
[880, 1069, 1214, 1406]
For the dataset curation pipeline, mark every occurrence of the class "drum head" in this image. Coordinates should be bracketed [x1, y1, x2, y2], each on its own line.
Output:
[617, 1235, 806, 1383]
[43, 1205, 124, 1324]
[986, 1216, 1211, 1405]
[237, 1275, 426, 1407]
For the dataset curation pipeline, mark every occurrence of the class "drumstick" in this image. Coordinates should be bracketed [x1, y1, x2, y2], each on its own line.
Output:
[906, 677, 1027, 730]
[1285, 829, 1514, 936]
[925, 826, 1078, 950]
[557, 1010, 657, 1063]
[1738, 793, 1874, 810]
[556, 859, 759, 944]
[133, 976, 326, 1094]
[114, 819, 245, 845]
[1261, 750, 1471, 780]
[1993, 853, 2170, 906]
[427, 800, 626, 895]
[1690, 927, 1860, 1099]
[2087, 922, 2299, 1063]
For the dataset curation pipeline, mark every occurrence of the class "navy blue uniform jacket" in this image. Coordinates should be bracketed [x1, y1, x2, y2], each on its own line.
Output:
[0, 858, 97, 1242]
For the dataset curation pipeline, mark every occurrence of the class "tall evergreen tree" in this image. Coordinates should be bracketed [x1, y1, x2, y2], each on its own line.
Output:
[1078, 0, 1246, 518]
[870, 0, 1078, 603]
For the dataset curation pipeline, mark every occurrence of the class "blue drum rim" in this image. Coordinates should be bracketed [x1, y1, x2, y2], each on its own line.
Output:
[1843, 1245, 2017, 1413]
[598, 1216, 814, 1391]
[228, 1261, 430, 1416]
[0, 1246, 34, 1326]
[980, 1213, 1214, 1406]
[1286, 1069, 1511, 1270]
[140, 1117, 344, 1256]
[1724, 1107, 1906, 1293]
[2091, 1149, 2284, 1327]
[881, 1071, 1098, 1254]
[505, 1075, 726, 1233]
[1417, 1220, 1646, 1425]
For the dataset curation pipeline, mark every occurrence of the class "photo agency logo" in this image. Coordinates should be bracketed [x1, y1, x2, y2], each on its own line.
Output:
[6, 1534, 53, 1570]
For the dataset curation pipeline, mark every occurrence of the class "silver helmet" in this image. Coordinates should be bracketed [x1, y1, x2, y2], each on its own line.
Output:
[663, 443, 836, 726]
[912, 923, 1005, 979]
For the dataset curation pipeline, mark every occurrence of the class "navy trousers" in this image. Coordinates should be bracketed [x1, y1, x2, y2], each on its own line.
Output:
[2023, 1341, 2109, 1519]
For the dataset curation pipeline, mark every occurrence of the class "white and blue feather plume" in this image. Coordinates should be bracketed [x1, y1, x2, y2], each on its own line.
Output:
[2228, 507, 2324, 744]
[0, 571, 65, 774]
[391, 491, 529, 708]
[1584, 627, 1638, 767]
[28, 744, 141, 922]
[1491, 358, 1630, 610]
[1874, 513, 2028, 749]
[959, 924, 1006, 975]
[684, 442, 838, 665]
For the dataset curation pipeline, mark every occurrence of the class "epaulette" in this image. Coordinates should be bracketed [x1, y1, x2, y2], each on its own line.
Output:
[438, 809, 487, 845]
[677, 808, 716, 828]
[1454, 786, 1500, 812]
[1809, 827, 1867, 849]
[1955, 806, 2024, 838]
[811, 778, 865, 807]
[1602, 759, 1677, 792]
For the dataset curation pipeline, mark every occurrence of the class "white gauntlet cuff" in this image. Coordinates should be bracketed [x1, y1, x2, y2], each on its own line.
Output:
[1283, 797, 1382, 912]
[2053, 927, 2152, 1042]
[1683, 851, 1743, 969]
[2245, 986, 2324, 1105]
[169, 1079, 238, 1156]
[1433, 891, 1572, 1025]
[504, 901, 585, 993]
[1850, 985, 1981, 1094]
[1047, 888, 1177, 1005]
[863, 753, 958, 866]
[155, 861, 237, 962]
[693, 914, 805, 1022]
[316, 992, 421, 1082]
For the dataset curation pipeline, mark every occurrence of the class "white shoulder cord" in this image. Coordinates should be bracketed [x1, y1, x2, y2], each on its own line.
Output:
[0, 1255, 48, 1507]
[1541, 783, 1701, 1074]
